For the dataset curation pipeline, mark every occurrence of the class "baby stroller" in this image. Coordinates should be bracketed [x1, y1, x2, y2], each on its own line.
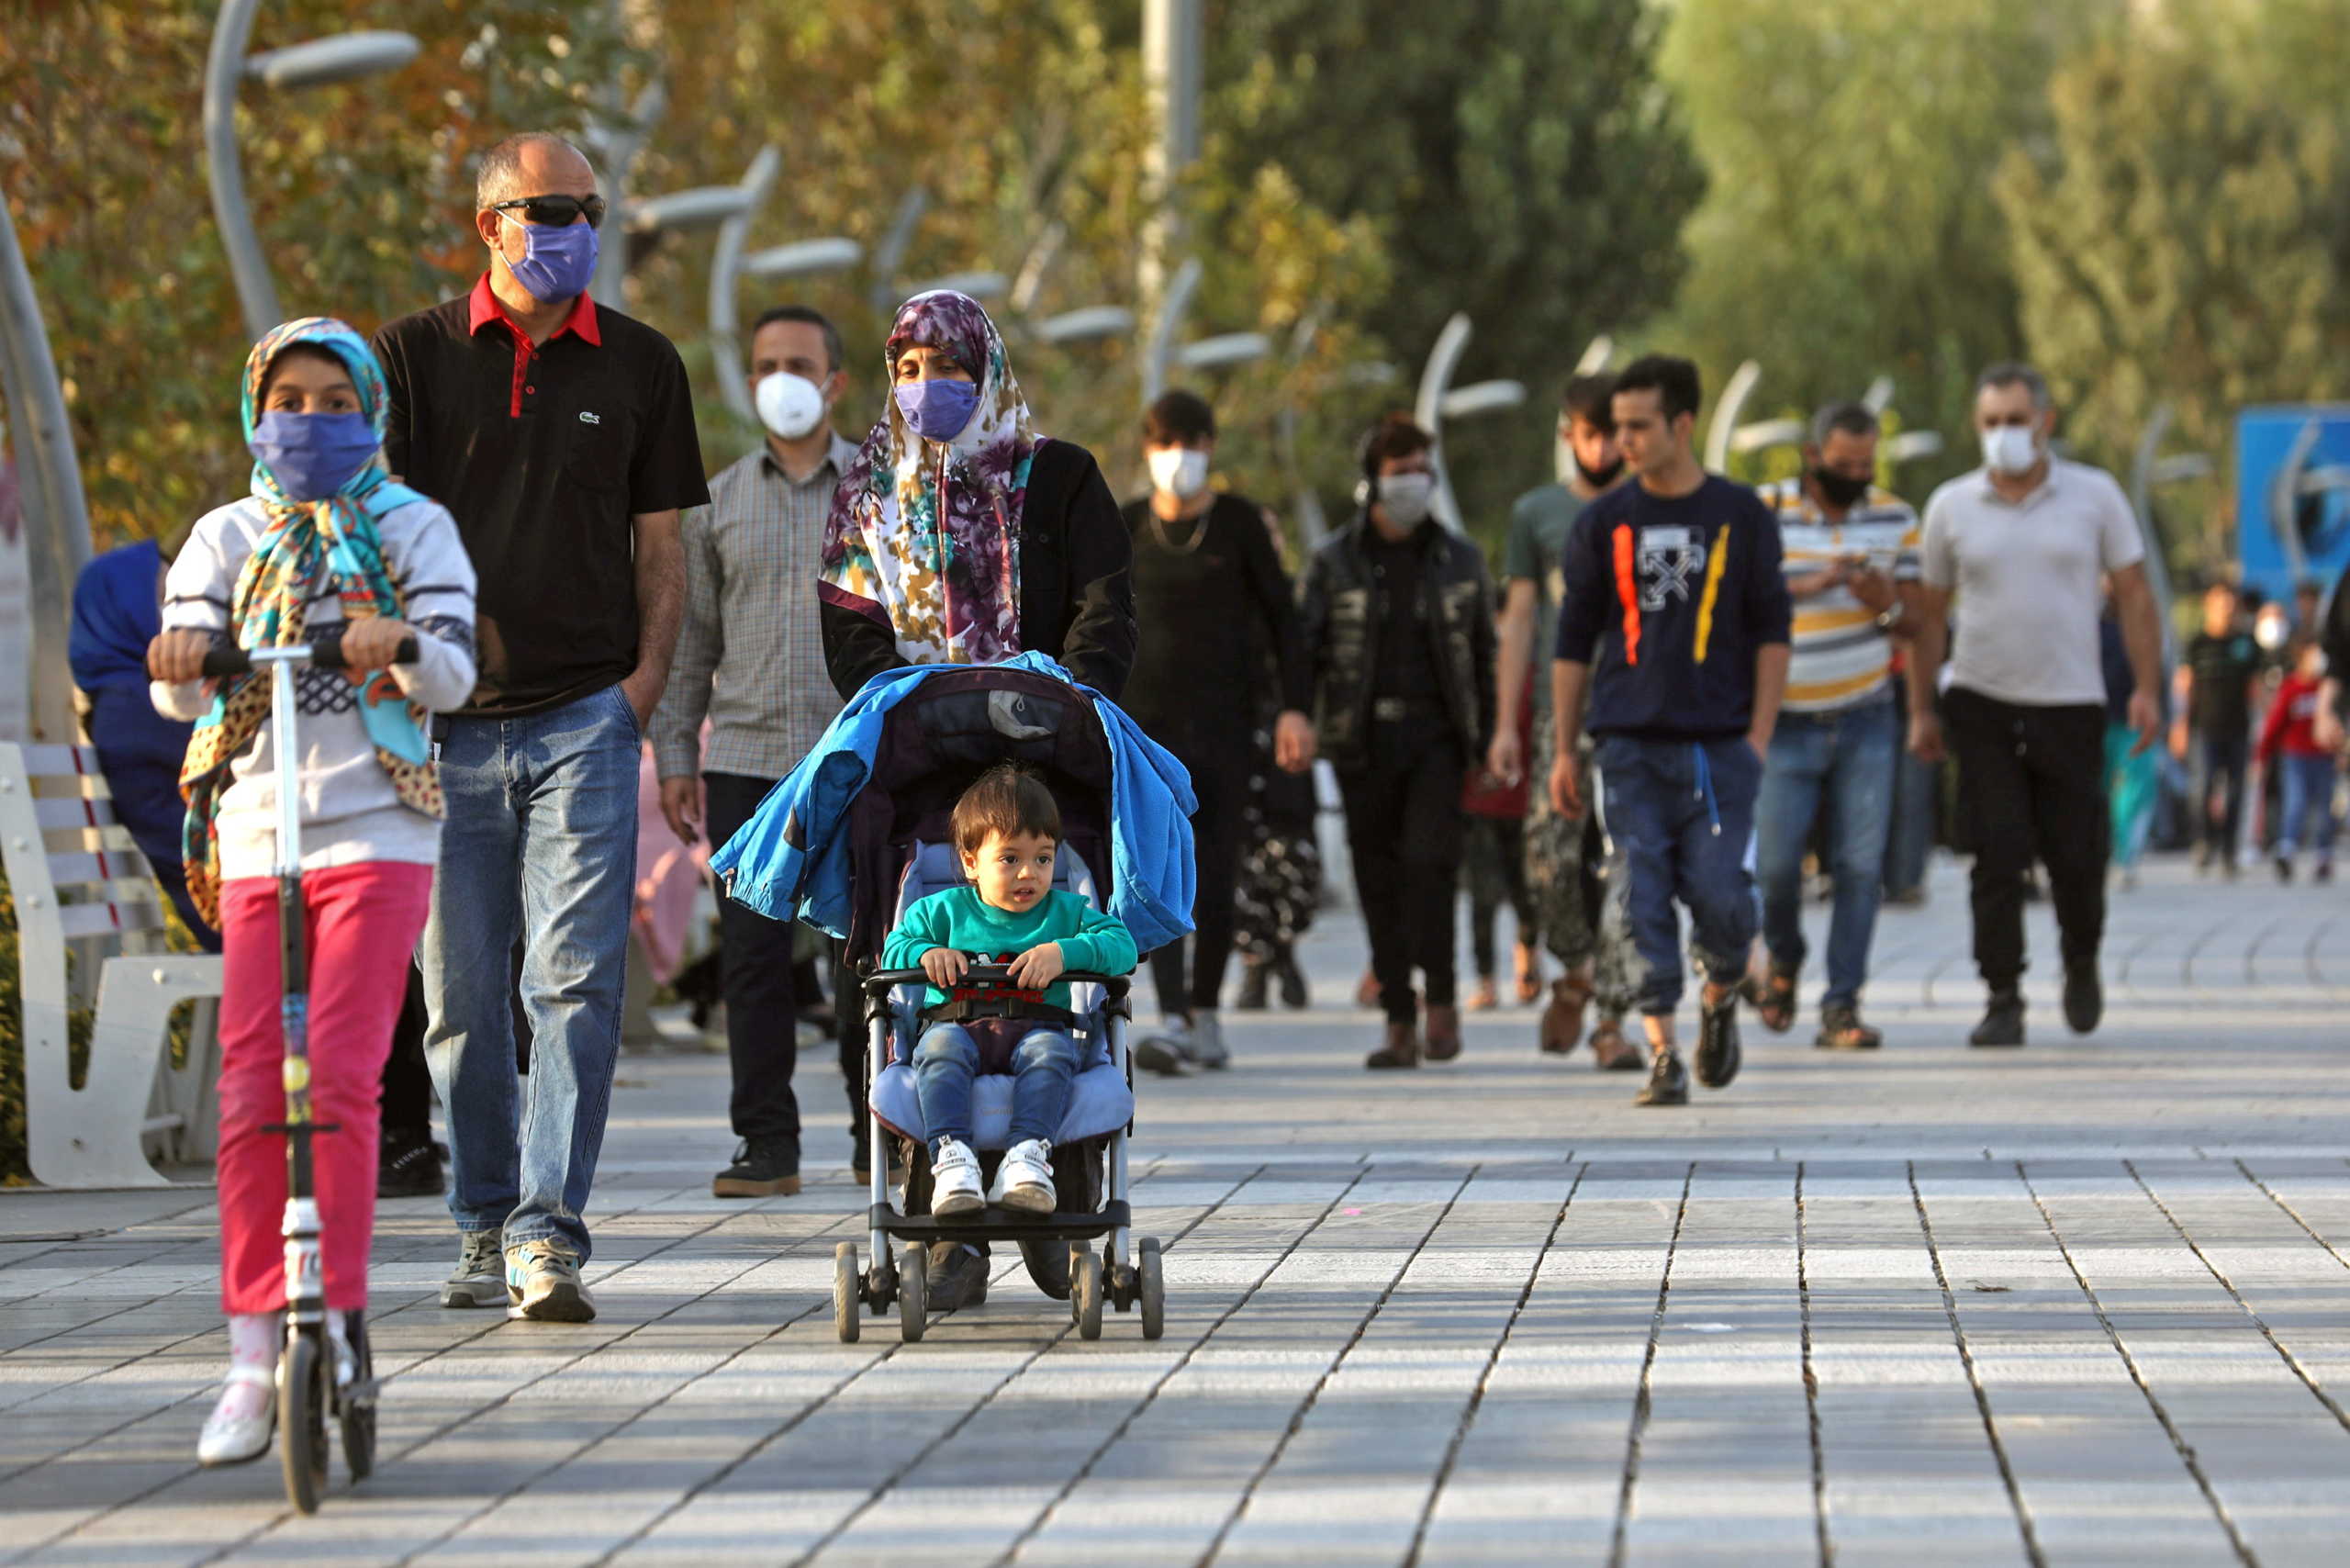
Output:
[811, 666, 1170, 1344]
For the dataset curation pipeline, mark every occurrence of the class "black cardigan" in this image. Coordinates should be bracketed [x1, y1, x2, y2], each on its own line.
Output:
[821, 439, 1137, 701]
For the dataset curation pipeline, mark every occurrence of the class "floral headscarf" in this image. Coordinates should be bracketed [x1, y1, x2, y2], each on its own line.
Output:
[178, 317, 442, 924]
[819, 290, 1039, 667]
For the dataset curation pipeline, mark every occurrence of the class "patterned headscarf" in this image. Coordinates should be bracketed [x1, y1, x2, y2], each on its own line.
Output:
[178, 317, 443, 924]
[820, 290, 1039, 667]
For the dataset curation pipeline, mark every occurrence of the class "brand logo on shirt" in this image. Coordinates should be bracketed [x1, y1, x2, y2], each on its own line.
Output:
[578, 410, 601, 425]
[1637, 525, 1707, 610]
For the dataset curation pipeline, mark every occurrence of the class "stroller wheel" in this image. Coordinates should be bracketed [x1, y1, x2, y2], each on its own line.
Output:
[899, 1246, 927, 1342]
[1139, 1237, 1165, 1341]
[834, 1243, 861, 1344]
[1073, 1248, 1104, 1342]
[278, 1331, 328, 1514]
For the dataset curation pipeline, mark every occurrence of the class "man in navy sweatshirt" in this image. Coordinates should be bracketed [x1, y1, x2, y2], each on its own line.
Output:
[1549, 355, 1793, 1106]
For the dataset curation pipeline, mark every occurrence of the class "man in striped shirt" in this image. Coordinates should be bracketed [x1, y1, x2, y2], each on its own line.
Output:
[653, 306, 859, 1199]
[1746, 401, 1923, 1050]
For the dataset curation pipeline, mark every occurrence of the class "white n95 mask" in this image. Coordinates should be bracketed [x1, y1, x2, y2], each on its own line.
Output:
[1980, 424, 2039, 476]
[755, 372, 826, 441]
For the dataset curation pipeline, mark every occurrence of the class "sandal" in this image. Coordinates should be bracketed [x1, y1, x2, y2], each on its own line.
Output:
[1512, 942, 1543, 1005]
[1739, 965, 1798, 1034]
[1539, 975, 1593, 1055]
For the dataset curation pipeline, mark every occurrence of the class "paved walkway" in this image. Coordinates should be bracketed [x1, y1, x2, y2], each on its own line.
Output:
[4, 857, 2347, 1566]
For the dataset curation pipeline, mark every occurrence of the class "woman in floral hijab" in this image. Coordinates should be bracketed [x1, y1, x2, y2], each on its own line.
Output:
[818, 289, 1135, 699]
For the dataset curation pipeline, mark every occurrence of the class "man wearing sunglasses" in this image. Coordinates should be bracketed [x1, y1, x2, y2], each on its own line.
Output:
[373, 131, 711, 1325]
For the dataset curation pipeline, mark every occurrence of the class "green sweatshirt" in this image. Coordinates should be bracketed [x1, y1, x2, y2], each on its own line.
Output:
[881, 886, 1140, 1011]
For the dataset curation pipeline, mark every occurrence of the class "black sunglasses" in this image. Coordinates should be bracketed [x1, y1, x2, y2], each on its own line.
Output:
[487, 193, 607, 230]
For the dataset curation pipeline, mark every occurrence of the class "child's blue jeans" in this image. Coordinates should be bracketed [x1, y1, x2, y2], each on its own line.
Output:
[912, 1023, 1081, 1157]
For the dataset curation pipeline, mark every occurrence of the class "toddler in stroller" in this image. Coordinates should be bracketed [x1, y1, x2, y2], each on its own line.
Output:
[710, 655, 1195, 1344]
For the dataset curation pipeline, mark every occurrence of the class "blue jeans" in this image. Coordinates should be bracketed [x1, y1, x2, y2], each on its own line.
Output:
[1755, 697, 1897, 1011]
[912, 1023, 1081, 1156]
[421, 684, 640, 1260]
[2277, 753, 2341, 861]
[1596, 734, 1762, 1017]
[1883, 680, 1937, 897]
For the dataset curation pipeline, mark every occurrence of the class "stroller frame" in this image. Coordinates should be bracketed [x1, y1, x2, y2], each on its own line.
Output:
[833, 964, 1164, 1343]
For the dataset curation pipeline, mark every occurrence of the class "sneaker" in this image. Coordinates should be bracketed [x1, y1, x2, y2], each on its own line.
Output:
[377, 1128, 444, 1199]
[712, 1136, 802, 1198]
[1695, 989, 1741, 1089]
[997, 1138, 1058, 1213]
[2062, 961, 2103, 1035]
[1815, 1003, 1883, 1050]
[441, 1228, 508, 1308]
[1134, 1017, 1191, 1077]
[196, 1366, 276, 1467]
[930, 1137, 984, 1217]
[505, 1239, 596, 1323]
[1881, 886, 1928, 909]
[1181, 1010, 1231, 1070]
[925, 1242, 990, 1310]
[1274, 952, 1310, 1010]
[2317, 862, 2334, 885]
[1634, 1049, 1690, 1106]
[1970, 991, 2026, 1047]
[2276, 856, 2295, 884]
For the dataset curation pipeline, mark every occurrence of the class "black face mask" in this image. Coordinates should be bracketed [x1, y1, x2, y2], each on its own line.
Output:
[1812, 466, 1871, 509]
[1574, 455, 1625, 490]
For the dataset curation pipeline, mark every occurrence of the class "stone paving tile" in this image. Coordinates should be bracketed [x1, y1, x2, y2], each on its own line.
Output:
[6, 858, 2350, 1564]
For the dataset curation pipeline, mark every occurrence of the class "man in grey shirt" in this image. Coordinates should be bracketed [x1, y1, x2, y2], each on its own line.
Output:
[1908, 363, 2164, 1048]
[654, 306, 857, 1197]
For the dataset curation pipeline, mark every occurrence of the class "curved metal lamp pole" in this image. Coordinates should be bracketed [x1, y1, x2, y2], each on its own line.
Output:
[203, 2, 420, 340]
[706, 146, 783, 424]
[1140, 256, 1202, 409]
[0, 198, 92, 739]
[1704, 359, 1762, 474]
[585, 81, 666, 308]
[868, 187, 930, 317]
[1413, 312, 1474, 532]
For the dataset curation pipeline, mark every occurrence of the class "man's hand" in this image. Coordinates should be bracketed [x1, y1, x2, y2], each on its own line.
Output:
[1745, 728, 1772, 765]
[2168, 718, 2189, 761]
[2128, 689, 2161, 756]
[658, 775, 702, 846]
[1908, 710, 1946, 765]
[620, 666, 666, 730]
[1549, 749, 1585, 819]
[1488, 728, 1524, 788]
[1845, 565, 1896, 615]
[1007, 942, 1067, 991]
[146, 629, 217, 684]
[1273, 710, 1316, 773]
[338, 616, 414, 675]
[920, 946, 969, 989]
[2315, 695, 2345, 754]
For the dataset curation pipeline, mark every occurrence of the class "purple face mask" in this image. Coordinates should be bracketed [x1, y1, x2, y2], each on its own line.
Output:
[895, 377, 979, 442]
[501, 213, 599, 303]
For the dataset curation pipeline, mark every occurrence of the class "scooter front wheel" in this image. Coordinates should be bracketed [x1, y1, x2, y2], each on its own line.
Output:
[278, 1333, 329, 1513]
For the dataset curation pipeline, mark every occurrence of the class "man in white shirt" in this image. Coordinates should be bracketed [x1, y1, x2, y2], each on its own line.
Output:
[1908, 364, 2164, 1047]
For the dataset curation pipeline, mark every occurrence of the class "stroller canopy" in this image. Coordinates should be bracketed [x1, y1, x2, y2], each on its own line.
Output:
[711, 653, 1198, 957]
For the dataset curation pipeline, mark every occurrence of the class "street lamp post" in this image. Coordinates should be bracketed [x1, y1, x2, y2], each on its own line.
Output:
[1703, 359, 1762, 474]
[0, 196, 92, 740]
[584, 81, 666, 308]
[709, 235, 866, 424]
[202, 0, 420, 340]
[705, 146, 782, 424]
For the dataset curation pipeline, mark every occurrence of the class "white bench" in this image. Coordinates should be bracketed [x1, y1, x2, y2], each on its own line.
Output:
[0, 742, 223, 1188]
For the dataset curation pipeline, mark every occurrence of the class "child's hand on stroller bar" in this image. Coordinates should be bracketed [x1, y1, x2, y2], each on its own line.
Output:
[921, 946, 970, 988]
[1006, 942, 1067, 991]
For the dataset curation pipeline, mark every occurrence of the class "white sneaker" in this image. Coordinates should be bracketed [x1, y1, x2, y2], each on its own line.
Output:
[1182, 1010, 1230, 1069]
[931, 1137, 984, 1216]
[197, 1365, 276, 1467]
[997, 1138, 1058, 1213]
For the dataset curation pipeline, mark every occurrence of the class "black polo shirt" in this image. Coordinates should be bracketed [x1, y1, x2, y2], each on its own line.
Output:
[373, 275, 710, 716]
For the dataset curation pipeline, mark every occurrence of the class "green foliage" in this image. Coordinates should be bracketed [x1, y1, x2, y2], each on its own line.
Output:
[1995, 2, 2350, 572]
[1207, 0, 1704, 546]
[0, 868, 25, 1182]
[1656, 0, 2083, 500]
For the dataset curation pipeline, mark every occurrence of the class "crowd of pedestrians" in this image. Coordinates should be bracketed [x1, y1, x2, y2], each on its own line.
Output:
[38, 126, 2347, 1463]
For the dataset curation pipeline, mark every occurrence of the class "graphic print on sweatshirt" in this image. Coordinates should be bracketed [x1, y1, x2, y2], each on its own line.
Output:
[1636, 524, 1707, 611]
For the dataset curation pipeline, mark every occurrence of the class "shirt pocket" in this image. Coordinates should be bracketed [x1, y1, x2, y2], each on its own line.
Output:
[562, 401, 633, 496]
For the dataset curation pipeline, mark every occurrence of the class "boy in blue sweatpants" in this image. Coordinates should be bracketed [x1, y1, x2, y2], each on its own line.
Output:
[1548, 356, 1792, 1105]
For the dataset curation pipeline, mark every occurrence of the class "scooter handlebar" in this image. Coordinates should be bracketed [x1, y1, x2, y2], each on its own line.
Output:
[198, 634, 420, 678]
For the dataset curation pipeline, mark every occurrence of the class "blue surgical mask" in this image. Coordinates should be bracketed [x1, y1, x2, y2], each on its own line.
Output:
[500, 212, 599, 304]
[896, 378, 979, 442]
[248, 409, 379, 501]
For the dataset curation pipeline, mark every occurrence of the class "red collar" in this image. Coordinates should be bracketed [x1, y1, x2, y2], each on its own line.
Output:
[466, 274, 601, 346]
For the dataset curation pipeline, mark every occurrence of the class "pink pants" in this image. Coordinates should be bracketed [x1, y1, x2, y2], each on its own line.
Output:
[217, 862, 432, 1314]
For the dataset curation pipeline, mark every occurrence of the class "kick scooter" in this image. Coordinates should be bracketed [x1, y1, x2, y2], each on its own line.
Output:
[203, 633, 412, 1512]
